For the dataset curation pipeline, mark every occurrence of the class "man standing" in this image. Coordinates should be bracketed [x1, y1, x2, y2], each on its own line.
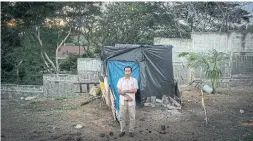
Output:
[117, 66, 138, 137]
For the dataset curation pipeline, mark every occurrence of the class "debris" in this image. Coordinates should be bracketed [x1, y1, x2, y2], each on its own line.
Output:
[156, 99, 163, 104]
[80, 96, 100, 106]
[167, 105, 181, 110]
[169, 97, 181, 107]
[146, 97, 151, 103]
[89, 86, 101, 96]
[151, 96, 156, 107]
[162, 95, 170, 105]
[202, 85, 213, 94]
[74, 124, 83, 129]
[99, 133, 105, 137]
[149, 131, 152, 133]
[25, 96, 36, 101]
[240, 109, 244, 114]
[144, 103, 151, 107]
[240, 121, 253, 126]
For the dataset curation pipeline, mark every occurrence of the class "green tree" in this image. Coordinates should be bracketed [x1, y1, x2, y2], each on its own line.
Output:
[178, 49, 229, 93]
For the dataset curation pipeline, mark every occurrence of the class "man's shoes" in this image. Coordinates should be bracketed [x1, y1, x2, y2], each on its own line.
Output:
[129, 132, 134, 137]
[119, 132, 125, 137]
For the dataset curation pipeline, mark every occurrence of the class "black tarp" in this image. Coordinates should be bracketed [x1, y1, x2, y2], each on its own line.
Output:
[101, 44, 180, 104]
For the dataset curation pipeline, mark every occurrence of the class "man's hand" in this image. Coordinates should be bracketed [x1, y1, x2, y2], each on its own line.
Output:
[126, 95, 133, 102]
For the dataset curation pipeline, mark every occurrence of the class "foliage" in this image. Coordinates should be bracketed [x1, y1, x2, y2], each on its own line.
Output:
[178, 49, 229, 92]
[1, 2, 251, 85]
[59, 50, 95, 73]
[59, 55, 78, 73]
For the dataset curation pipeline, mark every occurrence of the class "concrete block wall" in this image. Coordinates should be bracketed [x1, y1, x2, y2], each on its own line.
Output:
[154, 31, 253, 87]
[77, 58, 102, 74]
[1, 84, 44, 99]
[43, 72, 100, 98]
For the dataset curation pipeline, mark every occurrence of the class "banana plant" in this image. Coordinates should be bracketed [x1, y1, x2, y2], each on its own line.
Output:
[178, 49, 229, 93]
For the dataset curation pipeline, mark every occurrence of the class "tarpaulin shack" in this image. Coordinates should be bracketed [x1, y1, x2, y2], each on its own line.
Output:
[101, 44, 180, 120]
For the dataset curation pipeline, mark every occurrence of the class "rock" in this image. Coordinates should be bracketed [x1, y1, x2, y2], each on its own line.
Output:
[240, 109, 244, 114]
[25, 96, 36, 101]
[161, 125, 166, 130]
[74, 124, 83, 129]
[159, 131, 166, 134]
[21, 97, 24, 100]
[99, 133, 105, 137]
[139, 118, 145, 121]
[144, 103, 149, 107]
[149, 131, 152, 133]
[109, 132, 114, 136]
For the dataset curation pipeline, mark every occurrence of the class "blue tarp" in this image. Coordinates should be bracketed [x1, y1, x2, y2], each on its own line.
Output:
[107, 60, 140, 120]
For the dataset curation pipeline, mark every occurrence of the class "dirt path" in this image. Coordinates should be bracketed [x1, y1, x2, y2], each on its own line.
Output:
[1, 87, 253, 141]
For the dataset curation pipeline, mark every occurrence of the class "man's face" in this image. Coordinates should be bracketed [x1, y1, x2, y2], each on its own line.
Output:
[124, 68, 131, 77]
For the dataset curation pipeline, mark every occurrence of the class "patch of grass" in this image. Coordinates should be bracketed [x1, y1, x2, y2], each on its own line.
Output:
[54, 96, 68, 101]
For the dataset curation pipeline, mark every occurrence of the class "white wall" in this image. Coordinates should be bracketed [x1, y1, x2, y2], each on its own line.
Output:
[154, 31, 253, 86]
[77, 58, 102, 74]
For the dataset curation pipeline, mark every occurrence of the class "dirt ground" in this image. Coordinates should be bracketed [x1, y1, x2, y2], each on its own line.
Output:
[1, 86, 253, 141]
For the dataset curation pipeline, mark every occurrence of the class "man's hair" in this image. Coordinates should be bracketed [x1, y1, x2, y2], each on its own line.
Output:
[124, 66, 132, 72]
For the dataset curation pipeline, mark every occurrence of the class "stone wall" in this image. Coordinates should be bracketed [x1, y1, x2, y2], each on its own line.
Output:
[42, 58, 102, 98]
[1, 84, 44, 99]
[154, 32, 253, 86]
[43, 72, 99, 98]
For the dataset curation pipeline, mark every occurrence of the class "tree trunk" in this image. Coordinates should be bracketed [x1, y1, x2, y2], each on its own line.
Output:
[55, 27, 72, 74]
[32, 28, 56, 72]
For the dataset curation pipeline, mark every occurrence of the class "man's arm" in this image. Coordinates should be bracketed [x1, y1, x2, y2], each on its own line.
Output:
[118, 88, 127, 96]
[117, 78, 126, 95]
[127, 89, 137, 93]
[128, 78, 138, 94]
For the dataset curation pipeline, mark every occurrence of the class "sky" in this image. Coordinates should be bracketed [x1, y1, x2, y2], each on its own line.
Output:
[242, 2, 253, 12]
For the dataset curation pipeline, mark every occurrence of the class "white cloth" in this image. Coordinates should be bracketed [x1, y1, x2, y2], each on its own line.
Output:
[117, 77, 138, 106]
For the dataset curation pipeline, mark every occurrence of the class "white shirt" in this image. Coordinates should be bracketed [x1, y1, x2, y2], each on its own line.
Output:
[117, 77, 138, 106]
